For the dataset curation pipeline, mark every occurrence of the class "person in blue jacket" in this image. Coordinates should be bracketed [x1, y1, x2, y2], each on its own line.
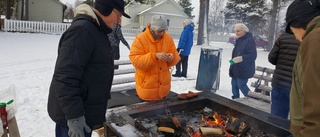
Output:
[229, 23, 257, 99]
[172, 19, 194, 78]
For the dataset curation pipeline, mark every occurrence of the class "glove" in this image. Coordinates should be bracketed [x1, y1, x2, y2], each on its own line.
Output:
[67, 116, 91, 137]
[232, 56, 243, 63]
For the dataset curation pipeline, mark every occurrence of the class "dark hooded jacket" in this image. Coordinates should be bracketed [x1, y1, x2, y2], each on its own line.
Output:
[229, 32, 257, 78]
[47, 4, 114, 128]
[268, 33, 299, 90]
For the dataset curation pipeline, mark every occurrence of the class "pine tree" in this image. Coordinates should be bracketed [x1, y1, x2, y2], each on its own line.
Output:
[178, 0, 194, 18]
[224, 0, 270, 35]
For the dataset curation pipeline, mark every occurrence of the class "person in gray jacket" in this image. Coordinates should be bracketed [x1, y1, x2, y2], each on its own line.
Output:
[268, 32, 299, 119]
[47, 0, 130, 137]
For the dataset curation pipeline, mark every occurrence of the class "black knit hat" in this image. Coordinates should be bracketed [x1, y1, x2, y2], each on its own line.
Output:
[95, 0, 131, 18]
[285, 0, 320, 33]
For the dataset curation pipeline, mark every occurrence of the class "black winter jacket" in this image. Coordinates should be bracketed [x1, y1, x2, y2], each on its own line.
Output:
[268, 33, 299, 89]
[48, 12, 114, 128]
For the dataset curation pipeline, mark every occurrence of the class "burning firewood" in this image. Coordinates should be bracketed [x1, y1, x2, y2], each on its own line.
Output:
[225, 116, 241, 135]
[200, 127, 224, 135]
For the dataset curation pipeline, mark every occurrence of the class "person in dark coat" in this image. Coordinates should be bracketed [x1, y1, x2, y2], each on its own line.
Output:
[229, 23, 257, 99]
[108, 23, 130, 69]
[172, 19, 194, 78]
[47, 0, 130, 137]
[268, 32, 299, 119]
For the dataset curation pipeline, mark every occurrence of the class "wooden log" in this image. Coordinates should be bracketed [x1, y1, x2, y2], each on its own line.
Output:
[248, 91, 271, 103]
[200, 127, 224, 135]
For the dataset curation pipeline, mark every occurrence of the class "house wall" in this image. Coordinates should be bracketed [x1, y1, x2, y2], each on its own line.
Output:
[17, 0, 64, 22]
[18, 0, 64, 22]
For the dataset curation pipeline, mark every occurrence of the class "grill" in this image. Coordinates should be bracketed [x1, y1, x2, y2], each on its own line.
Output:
[105, 92, 291, 137]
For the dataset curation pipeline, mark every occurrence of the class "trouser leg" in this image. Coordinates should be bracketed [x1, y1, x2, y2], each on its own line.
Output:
[271, 87, 290, 119]
[231, 78, 240, 99]
[181, 55, 188, 77]
[237, 78, 250, 97]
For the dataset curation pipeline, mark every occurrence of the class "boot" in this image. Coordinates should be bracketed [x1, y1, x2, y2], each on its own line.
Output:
[172, 73, 181, 77]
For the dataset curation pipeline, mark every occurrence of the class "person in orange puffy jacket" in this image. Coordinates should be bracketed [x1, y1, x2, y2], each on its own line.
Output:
[129, 15, 180, 101]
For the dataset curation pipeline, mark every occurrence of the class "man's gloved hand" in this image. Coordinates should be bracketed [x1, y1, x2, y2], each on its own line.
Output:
[67, 116, 91, 137]
[232, 56, 243, 64]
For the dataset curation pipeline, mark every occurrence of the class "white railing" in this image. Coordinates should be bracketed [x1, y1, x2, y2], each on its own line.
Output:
[4, 19, 71, 34]
[3, 19, 183, 39]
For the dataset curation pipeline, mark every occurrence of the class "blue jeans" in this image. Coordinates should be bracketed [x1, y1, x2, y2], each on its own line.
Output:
[55, 123, 92, 137]
[271, 87, 290, 119]
[231, 77, 250, 99]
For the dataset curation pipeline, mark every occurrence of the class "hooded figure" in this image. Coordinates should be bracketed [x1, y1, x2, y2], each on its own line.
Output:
[285, 0, 320, 136]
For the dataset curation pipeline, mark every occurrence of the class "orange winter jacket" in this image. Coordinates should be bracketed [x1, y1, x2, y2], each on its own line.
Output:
[129, 25, 180, 100]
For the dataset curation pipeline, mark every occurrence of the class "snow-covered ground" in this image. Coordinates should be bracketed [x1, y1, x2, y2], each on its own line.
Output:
[0, 32, 273, 136]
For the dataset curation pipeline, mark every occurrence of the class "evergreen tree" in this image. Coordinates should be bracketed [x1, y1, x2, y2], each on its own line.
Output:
[0, 0, 5, 16]
[224, 0, 270, 35]
[178, 0, 194, 18]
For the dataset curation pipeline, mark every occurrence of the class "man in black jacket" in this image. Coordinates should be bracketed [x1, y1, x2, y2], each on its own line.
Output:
[47, 0, 130, 137]
[268, 32, 299, 119]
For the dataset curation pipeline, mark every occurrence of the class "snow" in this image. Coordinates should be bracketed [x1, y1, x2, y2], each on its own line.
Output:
[0, 31, 274, 136]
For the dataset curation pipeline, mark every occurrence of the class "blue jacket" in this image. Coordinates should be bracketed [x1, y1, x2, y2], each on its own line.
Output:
[177, 24, 194, 56]
[229, 32, 257, 78]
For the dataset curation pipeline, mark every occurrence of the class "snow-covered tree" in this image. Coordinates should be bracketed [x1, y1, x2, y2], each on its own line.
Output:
[178, 0, 194, 18]
[207, 0, 226, 35]
[224, 0, 270, 35]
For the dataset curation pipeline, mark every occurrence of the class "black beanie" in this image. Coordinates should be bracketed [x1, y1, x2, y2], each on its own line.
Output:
[286, 0, 320, 33]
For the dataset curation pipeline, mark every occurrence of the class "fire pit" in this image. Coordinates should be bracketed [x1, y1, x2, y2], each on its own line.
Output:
[105, 92, 291, 137]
